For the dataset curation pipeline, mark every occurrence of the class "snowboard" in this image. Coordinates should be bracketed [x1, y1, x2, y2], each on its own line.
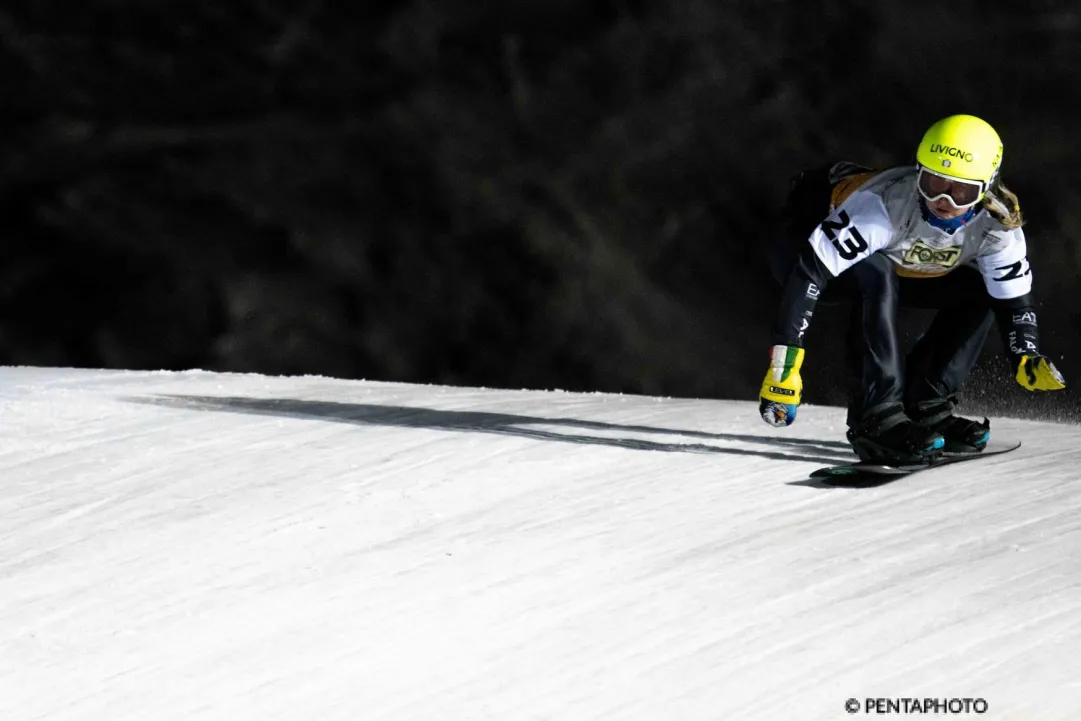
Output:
[810, 440, 1022, 487]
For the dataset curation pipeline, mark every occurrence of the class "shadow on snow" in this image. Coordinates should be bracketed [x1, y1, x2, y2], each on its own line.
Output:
[123, 394, 856, 466]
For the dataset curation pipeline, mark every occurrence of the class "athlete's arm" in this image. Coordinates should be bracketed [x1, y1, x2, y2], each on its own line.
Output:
[978, 229, 1065, 391]
[977, 230, 1039, 360]
[772, 193, 891, 346]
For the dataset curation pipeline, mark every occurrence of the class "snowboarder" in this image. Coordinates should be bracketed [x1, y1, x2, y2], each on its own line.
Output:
[759, 114, 1066, 463]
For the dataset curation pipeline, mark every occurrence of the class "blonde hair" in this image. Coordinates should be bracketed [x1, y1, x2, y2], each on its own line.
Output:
[982, 177, 1024, 229]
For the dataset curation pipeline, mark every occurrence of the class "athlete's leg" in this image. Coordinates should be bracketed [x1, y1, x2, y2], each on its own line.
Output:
[847, 252, 906, 419]
[899, 267, 995, 450]
[841, 253, 944, 461]
[901, 267, 993, 403]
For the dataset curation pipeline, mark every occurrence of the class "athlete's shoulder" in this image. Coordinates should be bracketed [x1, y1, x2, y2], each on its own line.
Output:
[842, 166, 916, 207]
[825, 164, 903, 208]
[829, 187, 893, 241]
[846, 167, 920, 235]
[858, 165, 916, 196]
[971, 211, 1025, 254]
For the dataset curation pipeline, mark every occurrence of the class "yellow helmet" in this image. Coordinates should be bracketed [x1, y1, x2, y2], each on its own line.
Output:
[915, 114, 1002, 185]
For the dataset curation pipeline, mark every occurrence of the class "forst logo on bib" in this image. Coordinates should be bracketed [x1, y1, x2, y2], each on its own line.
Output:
[903, 241, 962, 269]
[929, 143, 974, 162]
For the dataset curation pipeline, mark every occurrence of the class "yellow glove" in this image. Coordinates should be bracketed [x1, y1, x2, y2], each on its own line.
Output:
[759, 345, 805, 427]
[1016, 354, 1066, 391]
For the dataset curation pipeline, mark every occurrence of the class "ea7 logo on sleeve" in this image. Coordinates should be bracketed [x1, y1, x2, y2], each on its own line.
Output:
[994, 258, 1031, 281]
[819, 210, 868, 261]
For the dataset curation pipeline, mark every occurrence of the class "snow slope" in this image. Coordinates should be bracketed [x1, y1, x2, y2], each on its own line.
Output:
[2, 367, 1080, 720]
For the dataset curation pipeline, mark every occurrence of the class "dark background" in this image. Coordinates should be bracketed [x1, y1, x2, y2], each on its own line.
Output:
[3, 1, 1079, 422]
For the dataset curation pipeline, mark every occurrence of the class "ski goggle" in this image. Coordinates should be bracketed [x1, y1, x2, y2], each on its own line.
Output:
[917, 166, 986, 209]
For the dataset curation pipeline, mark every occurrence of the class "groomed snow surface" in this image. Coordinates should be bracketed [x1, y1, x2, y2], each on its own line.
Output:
[2, 367, 1080, 720]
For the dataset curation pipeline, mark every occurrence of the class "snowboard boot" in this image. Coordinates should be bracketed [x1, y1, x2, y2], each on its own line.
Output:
[846, 403, 945, 464]
[907, 397, 990, 453]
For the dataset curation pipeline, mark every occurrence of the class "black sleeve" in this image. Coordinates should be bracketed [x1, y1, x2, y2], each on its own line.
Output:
[771, 242, 836, 347]
[991, 293, 1040, 363]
